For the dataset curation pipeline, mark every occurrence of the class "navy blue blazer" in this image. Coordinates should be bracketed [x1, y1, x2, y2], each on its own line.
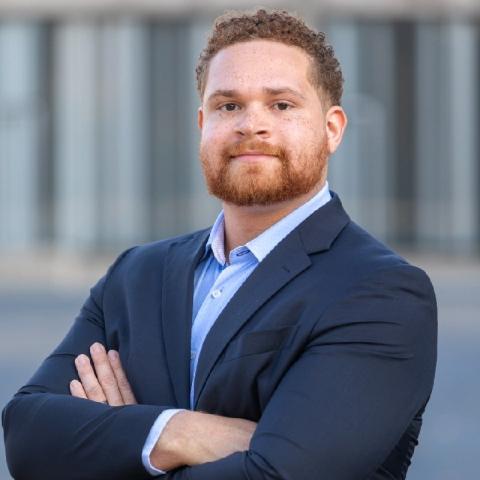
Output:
[2, 193, 437, 480]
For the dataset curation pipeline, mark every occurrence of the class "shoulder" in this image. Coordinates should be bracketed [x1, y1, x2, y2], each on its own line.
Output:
[303, 193, 427, 286]
[311, 221, 437, 351]
[91, 228, 210, 295]
[332, 220, 431, 282]
[306, 213, 436, 314]
[324, 220, 436, 317]
[112, 228, 209, 270]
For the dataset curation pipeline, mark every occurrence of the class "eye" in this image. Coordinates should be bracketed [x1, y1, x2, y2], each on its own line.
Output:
[274, 102, 293, 111]
[219, 103, 239, 112]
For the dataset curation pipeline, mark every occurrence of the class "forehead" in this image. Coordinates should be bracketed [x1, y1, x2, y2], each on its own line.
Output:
[205, 40, 314, 95]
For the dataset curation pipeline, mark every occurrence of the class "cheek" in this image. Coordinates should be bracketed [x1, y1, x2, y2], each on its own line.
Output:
[201, 121, 230, 148]
[277, 119, 320, 148]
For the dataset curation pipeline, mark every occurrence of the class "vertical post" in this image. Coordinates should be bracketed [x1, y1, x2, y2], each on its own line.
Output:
[53, 22, 99, 251]
[415, 21, 478, 253]
[0, 23, 42, 249]
[326, 21, 363, 223]
[448, 22, 478, 254]
[98, 19, 149, 248]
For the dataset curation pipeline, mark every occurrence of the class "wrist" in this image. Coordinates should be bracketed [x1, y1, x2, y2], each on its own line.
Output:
[150, 410, 193, 471]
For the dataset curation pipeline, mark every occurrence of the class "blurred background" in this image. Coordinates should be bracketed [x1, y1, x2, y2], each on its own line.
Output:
[0, 0, 479, 478]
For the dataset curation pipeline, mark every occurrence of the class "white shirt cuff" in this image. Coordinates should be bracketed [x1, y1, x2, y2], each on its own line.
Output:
[142, 408, 185, 476]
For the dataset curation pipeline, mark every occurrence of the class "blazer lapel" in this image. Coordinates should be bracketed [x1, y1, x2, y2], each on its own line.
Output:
[161, 230, 209, 408]
[192, 230, 310, 408]
[193, 192, 350, 408]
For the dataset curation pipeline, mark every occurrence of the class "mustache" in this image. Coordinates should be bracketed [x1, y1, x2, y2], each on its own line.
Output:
[223, 140, 286, 159]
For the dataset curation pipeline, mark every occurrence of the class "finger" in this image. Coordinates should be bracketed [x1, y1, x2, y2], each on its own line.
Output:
[69, 379, 88, 399]
[75, 354, 108, 403]
[89, 343, 125, 406]
[108, 350, 137, 405]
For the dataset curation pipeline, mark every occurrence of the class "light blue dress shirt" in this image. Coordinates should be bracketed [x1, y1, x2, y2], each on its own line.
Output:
[142, 182, 332, 475]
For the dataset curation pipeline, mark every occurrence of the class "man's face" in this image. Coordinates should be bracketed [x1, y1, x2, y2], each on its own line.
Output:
[199, 39, 330, 207]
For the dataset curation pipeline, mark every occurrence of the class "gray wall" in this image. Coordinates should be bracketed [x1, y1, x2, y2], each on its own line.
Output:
[0, 15, 478, 255]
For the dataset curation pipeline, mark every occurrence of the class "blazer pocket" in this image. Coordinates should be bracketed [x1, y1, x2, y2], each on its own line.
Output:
[222, 325, 299, 362]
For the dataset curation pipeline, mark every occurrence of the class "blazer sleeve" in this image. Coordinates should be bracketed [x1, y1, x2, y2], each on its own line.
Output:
[164, 264, 438, 480]
[2, 249, 169, 480]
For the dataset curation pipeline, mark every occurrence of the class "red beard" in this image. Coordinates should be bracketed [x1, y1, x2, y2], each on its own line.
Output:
[200, 137, 329, 206]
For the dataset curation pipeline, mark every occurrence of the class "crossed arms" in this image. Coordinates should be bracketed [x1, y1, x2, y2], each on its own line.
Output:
[69, 343, 256, 472]
[2, 264, 437, 480]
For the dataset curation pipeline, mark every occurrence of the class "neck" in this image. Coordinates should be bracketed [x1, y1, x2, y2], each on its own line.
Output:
[222, 181, 325, 258]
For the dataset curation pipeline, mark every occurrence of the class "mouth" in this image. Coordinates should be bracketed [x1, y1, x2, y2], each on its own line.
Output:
[230, 152, 277, 162]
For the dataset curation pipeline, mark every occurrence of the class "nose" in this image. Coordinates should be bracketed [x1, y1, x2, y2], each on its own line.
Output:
[234, 105, 270, 138]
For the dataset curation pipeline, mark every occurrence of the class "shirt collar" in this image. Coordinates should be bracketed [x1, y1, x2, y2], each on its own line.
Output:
[206, 210, 228, 265]
[205, 181, 332, 265]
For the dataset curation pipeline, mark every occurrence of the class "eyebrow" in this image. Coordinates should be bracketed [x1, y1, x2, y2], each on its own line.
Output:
[263, 87, 307, 101]
[206, 87, 307, 103]
[206, 89, 237, 103]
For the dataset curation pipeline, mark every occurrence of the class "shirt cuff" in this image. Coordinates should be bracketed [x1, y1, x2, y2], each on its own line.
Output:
[142, 408, 186, 476]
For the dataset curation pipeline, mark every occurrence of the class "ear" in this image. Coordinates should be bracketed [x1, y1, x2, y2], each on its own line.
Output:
[325, 106, 348, 154]
[197, 107, 204, 130]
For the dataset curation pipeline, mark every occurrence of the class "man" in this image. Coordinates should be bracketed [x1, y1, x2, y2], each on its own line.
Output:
[2, 8, 437, 480]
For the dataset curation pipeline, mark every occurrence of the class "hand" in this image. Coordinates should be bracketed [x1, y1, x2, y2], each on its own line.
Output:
[71, 343, 256, 472]
[150, 410, 257, 471]
[70, 342, 137, 406]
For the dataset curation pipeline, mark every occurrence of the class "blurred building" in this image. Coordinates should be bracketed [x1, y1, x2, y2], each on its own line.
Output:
[0, 0, 478, 255]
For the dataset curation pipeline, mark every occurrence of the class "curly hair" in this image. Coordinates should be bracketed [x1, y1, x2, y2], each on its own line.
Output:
[195, 8, 344, 107]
